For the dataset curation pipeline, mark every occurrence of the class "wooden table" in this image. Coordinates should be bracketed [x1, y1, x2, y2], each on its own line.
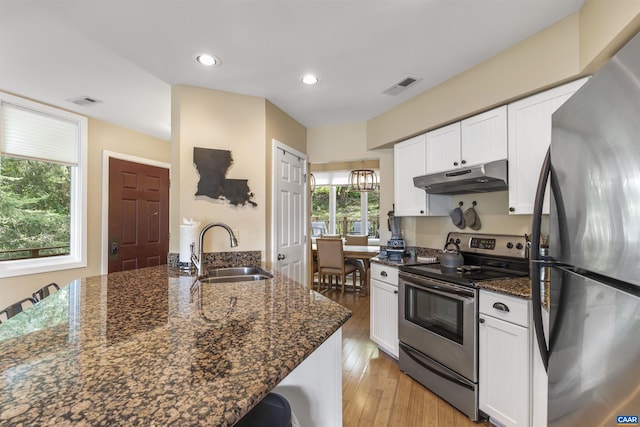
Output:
[311, 244, 380, 295]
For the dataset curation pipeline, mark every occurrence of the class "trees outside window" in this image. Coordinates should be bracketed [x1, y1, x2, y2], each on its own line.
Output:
[311, 184, 379, 237]
[0, 156, 71, 260]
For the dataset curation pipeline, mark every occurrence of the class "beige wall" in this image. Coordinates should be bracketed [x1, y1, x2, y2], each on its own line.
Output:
[1, 117, 170, 308]
[400, 192, 548, 249]
[579, 0, 640, 72]
[265, 101, 307, 261]
[171, 85, 267, 255]
[367, 0, 640, 149]
[308, 122, 370, 163]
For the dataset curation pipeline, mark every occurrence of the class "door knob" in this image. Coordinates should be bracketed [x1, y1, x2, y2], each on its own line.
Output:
[110, 242, 119, 255]
[277, 254, 285, 260]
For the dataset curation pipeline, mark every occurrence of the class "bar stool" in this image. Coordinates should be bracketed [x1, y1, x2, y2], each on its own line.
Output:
[32, 282, 60, 302]
[236, 393, 293, 427]
[0, 297, 37, 322]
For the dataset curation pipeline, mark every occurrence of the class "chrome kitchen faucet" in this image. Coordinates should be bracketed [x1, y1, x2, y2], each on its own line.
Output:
[190, 223, 238, 276]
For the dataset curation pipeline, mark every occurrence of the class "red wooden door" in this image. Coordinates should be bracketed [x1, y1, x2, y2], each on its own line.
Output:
[108, 158, 169, 273]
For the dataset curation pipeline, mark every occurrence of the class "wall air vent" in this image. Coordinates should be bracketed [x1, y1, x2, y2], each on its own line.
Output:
[68, 96, 102, 106]
[383, 76, 422, 96]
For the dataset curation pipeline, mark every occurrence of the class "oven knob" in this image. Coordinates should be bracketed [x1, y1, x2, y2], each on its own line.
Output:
[506, 242, 514, 249]
[516, 243, 524, 250]
[455, 239, 461, 245]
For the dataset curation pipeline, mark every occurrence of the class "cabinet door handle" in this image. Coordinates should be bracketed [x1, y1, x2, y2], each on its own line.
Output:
[509, 207, 516, 212]
[381, 271, 388, 277]
[420, 210, 424, 214]
[492, 302, 510, 312]
[479, 317, 485, 323]
[453, 161, 459, 166]
[394, 290, 398, 294]
[461, 160, 467, 165]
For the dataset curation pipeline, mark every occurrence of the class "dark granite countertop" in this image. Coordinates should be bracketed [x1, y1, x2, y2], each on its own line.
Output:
[372, 247, 442, 267]
[477, 277, 550, 310]
[477, 277, 532, 299]
[0, 265, 351, 426]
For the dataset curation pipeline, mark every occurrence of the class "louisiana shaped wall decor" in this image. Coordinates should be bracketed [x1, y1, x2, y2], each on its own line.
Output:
[193, 147, 257, 207]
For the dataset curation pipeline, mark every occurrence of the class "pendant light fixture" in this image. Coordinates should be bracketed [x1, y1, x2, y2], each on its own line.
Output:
[349, 164, 378, 192]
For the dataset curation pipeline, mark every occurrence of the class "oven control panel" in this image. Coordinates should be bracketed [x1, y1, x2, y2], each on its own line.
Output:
[470, 237, 496, 250]
[446, 232, 527, 259]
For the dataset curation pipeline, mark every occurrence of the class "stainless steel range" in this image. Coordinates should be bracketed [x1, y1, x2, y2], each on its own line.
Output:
[398, 232, 529, 421]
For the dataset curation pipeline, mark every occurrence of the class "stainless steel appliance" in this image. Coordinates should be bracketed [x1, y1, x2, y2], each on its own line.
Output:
[386, 209, 405, 261]
[413, 159, 508, 194]
[398, 232, 529, 421]
[530, 33, 640, 427]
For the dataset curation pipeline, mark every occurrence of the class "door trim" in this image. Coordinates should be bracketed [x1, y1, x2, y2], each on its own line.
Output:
[101, 150, 171, 274]
[270, 140, 308, 284]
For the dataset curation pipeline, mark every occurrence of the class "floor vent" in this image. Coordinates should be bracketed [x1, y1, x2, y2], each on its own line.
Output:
[68, 96, 102, 106]
[383, 76, 422, 96]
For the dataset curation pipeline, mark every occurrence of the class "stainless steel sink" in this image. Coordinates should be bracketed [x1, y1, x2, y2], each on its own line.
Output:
[199, 274, 272, 283]
[198, 266, 273, 283]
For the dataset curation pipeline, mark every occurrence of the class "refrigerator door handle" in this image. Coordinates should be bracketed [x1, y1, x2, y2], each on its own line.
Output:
[531, 147, 551, 371]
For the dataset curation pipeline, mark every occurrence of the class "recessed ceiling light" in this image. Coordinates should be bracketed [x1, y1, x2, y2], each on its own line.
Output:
[196, 54, 219, 67]
[302, 74, 319, 85]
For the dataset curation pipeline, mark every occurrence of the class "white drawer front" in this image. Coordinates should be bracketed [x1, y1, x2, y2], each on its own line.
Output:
[370, 263, 398, 286]
[479, 290, 529, 327]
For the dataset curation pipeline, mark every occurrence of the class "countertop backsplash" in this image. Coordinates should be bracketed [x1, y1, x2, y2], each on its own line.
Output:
[168, 250, 261, 269]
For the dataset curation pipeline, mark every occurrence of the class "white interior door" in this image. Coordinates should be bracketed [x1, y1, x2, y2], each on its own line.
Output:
[274, 142, 307, 284]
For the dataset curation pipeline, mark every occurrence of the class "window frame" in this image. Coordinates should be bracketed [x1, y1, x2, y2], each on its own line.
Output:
[311, 178, 379, 237]
[0, 92, 87, 278]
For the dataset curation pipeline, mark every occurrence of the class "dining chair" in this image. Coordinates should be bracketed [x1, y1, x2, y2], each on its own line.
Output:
[0, 297, 37, 322]
[320, 234, 342, 240]
[345, 235, 368, 287]
[316, 238, 358, 294]
[32, 282, 60, 302]
[345, 234, 368, 246]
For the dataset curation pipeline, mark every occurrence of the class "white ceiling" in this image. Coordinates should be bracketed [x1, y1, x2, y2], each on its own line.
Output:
[0, 0, 585, 142]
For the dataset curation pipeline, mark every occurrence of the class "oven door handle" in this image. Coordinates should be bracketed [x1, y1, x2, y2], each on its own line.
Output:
[400, 343, 474, 391]
[402, 278, 475, 300]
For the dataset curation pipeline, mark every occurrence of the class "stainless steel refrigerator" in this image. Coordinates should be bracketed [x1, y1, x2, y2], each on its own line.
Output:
[530, 33, 640, 426]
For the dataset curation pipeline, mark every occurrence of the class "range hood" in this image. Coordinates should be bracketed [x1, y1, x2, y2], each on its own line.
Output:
[413, 159, 508, 195]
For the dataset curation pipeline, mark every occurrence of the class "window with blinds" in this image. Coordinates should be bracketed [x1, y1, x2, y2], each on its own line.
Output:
[0, 92, 87, 278]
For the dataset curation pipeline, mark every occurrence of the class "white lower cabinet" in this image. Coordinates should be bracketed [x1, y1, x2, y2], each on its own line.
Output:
[370, 263, 399, 359]
[479, 290, 531, 426]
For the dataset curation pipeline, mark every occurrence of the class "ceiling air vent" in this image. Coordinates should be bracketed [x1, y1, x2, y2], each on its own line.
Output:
[383, 76, 422, 96]
[68, 96, 102, 106]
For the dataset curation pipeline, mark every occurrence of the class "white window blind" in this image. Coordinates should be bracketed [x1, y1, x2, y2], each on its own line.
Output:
[0, 101, 79, 165]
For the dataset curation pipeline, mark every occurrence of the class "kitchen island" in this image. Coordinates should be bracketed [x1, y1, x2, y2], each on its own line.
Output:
[0, 265, 351, 426]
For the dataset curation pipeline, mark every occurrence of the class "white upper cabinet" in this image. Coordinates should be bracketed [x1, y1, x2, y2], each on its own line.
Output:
[394, 134, 451, 217]
[460, 106, 508, 167]
[426, 106, 507, 174]
[395, 134, 427, 216]
[426, 122, 461, 174]
[507, 78, 589, 214]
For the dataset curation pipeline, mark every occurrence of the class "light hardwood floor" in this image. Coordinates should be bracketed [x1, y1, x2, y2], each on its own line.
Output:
[323, 288, 489, 427]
